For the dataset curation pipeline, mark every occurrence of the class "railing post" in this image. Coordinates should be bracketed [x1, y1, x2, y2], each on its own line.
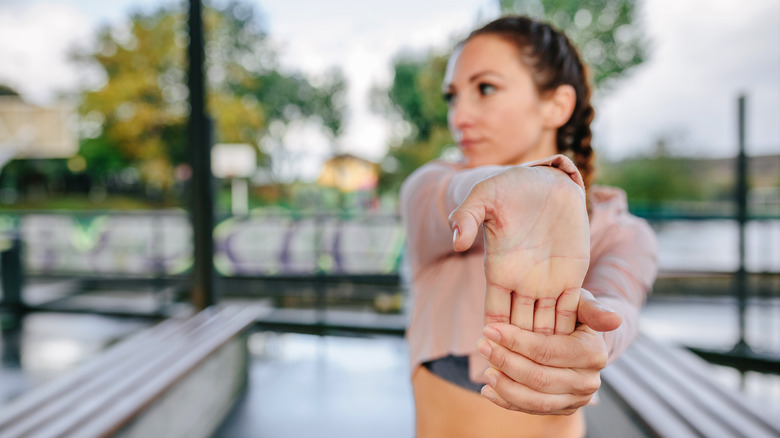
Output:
[188, 0, 217, 309]
[1, 233, 24, 315]
[733, 94, 750, 357]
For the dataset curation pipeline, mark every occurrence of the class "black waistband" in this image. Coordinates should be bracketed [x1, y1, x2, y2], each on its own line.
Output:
[422, 355, 483, 393]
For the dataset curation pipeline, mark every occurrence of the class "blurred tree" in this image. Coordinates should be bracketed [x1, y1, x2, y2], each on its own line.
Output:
[598, 155, 698, 207]
[375, 0, 647, 194]
[77, 0, 345, 194]
[596, 138, 708, 211]
[498, 0, 647, 89]
[372, 51, 452, 195]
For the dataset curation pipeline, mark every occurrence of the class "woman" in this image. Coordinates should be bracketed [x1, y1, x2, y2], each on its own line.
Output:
[400, 16, 657, 437]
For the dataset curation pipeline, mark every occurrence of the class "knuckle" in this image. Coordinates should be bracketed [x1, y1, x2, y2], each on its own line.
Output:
[492, 347, 507, 370]
[507, 330, 524, 353]
[580, 374, 601, 395]
[533, 397, 554, 414]
[536, 297, 556, 309]
[535, 326, 554, 335]
[588, 349, 608, 369]
[529, 368, 550, 390]
[531, 342, 554, 364]
[572, 396, 592, 410]
[485, 312, 509, 325]
[556, 307, 576, 319]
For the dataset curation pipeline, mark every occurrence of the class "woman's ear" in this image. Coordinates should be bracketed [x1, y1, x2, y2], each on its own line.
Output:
[543, 84, 576, 129]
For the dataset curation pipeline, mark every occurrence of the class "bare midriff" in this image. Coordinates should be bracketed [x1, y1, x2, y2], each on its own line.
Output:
[412, 366, 585, 438]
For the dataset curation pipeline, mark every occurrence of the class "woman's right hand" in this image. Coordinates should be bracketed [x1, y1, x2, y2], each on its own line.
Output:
[475, 289, 622, 415]
[449, 157, 590, 335]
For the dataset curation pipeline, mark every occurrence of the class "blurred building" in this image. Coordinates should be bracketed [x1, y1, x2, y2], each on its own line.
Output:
[317, 153, 379, 211]
[0, 95, 77, 166]
[317, 153, 378, 192]
[0, 94, 80, 203]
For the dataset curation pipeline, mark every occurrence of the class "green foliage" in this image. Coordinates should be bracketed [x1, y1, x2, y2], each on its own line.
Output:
[498, 0, 647, 89]
[254, 69, 346, 139]
[79, 136, 126, 176]
[386, 56, 449, 140]
[76, 0, 345, 192]
[374, 51, 452, 194]
[597, 155, 704, 206]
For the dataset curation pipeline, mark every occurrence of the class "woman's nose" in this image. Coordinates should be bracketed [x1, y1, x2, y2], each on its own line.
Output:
[449, 96, 474, 130]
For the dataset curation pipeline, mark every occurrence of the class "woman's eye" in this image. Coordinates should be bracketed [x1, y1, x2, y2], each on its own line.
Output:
[479, 83, 497, 96]
[443, 92, 454, 104]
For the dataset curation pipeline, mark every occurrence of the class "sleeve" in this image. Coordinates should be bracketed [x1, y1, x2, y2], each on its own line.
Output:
[399, 161, 503, 269]
[583, 214, 658, 364]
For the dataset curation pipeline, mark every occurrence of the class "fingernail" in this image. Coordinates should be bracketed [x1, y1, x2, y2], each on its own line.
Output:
[452, 227, 460, 245]
[483, 325, 501, 342]
[481, 385, 496, 401]
[477, 338, 492, 359]
[485, 369, 498, 387]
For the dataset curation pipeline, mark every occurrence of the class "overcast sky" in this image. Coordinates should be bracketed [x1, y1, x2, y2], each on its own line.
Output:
[1, 0, 778, 179]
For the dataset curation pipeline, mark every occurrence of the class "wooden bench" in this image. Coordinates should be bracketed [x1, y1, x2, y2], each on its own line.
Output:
[585, 334, 780, 438]
[0, 305, 259, 438]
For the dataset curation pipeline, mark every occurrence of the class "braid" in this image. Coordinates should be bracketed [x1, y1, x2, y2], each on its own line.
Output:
[566, 101, 596, 190]
[553, 35, 596, 190]
[469, 16, 597, 190]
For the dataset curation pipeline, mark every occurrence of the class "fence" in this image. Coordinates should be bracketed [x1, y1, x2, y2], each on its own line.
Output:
[0, 210, 405, 279]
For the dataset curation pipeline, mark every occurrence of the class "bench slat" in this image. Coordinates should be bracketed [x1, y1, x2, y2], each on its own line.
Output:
[631, 336, 779, 437]
[0, 311, 213, 437]
[601, 334, 780, 438]
[70, 307, 258, 438]
[0, 314, 182, 429]
[0, 306, 259, 438]
[601, 358, 700, 437]
[616, 351, 734, 437]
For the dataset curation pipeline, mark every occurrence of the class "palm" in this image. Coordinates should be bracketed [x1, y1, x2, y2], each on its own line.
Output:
[453, 164, 590, 335]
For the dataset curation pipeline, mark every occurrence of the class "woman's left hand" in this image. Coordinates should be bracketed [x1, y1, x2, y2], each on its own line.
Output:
[475, 289, 621, 415]
[449, 162, 590, 335]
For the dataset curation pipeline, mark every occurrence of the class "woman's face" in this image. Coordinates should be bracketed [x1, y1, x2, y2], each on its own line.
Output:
[443, 34, 558, 168]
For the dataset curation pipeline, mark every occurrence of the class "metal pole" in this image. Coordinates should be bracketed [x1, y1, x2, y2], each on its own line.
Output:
[0, 234, 24, 315]
[188, 0, 217, 309]
[734, 94, 749, 353]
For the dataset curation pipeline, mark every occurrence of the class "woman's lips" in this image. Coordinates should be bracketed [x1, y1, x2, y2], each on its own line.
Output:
[459, 139, 482, 151]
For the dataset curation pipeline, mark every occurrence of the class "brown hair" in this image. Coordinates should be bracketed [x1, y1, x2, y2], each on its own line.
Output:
[468, 15, 596, 189]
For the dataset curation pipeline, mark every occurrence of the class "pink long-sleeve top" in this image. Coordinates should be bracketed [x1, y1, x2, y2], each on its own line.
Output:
[400, 156, 658, 382]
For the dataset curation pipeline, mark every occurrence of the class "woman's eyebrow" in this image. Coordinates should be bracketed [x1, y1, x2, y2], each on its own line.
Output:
[443, 70, 501, 92]
[468, 70, 502, 83]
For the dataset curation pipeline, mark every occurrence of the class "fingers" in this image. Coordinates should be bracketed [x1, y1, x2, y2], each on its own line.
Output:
[508, 289, 580, 335]
[509, 292, 535, 330]
[526, 297, 552, 334]
[554, 288, 580, 335]
[483, 323, 608, 370]
[477, 338, 601, 396]
[485, 281, 512, 325]
[480, 367, 589, 415]
[577, 288, 622, 332]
